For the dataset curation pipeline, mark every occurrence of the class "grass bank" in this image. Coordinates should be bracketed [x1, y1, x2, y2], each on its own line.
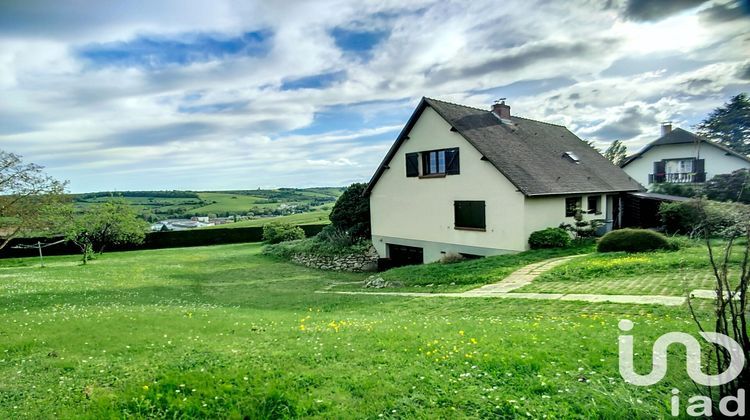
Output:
[0, 243, 715, 418]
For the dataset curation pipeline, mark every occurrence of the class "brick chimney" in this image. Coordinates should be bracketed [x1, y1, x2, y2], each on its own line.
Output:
[492, 100, 511, 121]
[661, 122, 672, 137]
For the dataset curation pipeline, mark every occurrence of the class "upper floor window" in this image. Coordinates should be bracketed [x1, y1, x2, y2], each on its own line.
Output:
[405, 148, 460, 178]
[665, 159, 693, 174]
[423, 150, 446, 175]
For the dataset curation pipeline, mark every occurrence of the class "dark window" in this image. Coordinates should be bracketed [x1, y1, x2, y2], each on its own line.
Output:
[454, 200, 486, 230]
[587, 196, 601, 214]
[565, 197, 582, 217]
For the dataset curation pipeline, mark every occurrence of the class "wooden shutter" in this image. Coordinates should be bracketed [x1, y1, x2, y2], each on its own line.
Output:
[446, 148, 460, 175]
[653, 161, 665, 183]
[454, 201, 486, 229]
[693, 158, 705, 182]
[405, 153, 419, 177]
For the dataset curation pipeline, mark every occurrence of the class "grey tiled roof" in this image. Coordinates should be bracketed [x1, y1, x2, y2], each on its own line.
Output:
[377, 97, 640, 196]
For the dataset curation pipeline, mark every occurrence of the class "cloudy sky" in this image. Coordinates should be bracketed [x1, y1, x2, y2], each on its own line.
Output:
[1, 0, 748, 192]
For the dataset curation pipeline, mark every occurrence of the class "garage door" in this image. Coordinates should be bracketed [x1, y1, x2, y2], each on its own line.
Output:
[387, 244, 423, 267]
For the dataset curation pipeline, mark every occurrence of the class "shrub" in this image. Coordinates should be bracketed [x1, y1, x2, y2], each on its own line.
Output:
[262, 222, 305, 244]
[659, 199, 749, 237]
[262, 237, 372, 259]
[329, 183, 370, 240]
[659, 201, 704, 235]
[440, 252, 465, 264]
[529, 227, 571, 249]
[316, 225, 355, 248]
[597, 229, 672, 253]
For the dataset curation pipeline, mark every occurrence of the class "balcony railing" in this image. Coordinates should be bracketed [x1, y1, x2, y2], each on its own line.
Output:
[649, 172, 706, 184]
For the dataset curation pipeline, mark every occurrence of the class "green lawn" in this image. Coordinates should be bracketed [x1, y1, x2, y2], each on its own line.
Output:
[516, 243, 742, 296]
[0, 243, 718, 418]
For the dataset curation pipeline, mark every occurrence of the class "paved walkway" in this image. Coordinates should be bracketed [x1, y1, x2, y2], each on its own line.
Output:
[318, 254, 724, 307]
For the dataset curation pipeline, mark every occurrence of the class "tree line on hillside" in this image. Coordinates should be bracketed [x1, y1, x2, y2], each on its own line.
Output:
[76, 190, 200, 200]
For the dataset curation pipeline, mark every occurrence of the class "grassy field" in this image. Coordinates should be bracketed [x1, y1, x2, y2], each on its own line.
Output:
[0, 243, 719, 418]
[73, 188, 342, 220]
[203, 210, 331, 229]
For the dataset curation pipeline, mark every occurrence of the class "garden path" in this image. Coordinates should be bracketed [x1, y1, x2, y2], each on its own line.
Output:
[319, 254, 722, 306]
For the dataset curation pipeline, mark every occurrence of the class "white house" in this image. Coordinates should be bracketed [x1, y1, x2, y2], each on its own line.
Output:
[364, 97, 643, 265]
[621, 124, 750, 188]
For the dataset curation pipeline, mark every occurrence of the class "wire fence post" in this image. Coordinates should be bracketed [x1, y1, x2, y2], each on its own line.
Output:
[37, 241, 45, 268]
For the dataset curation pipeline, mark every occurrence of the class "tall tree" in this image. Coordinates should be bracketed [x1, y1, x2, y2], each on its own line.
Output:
[0, 150, 68, 250]
[329, 183, 370, 240]
[696, 93, 750, 156]
[603, 140, 627, 166]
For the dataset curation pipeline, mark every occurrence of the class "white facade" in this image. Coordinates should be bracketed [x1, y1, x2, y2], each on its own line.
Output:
[623, 142, 749, 188]
[370, 107, 612, 263]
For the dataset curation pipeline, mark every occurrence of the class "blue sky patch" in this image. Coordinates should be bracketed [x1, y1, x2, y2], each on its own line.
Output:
[77, 30, 271, 69]
[330, 27, 388, 58]
[281, 70, 346, 90]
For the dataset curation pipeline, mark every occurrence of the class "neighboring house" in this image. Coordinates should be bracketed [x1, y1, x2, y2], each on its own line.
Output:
[364, 97, 643, 265]
[621, 124, 750, 188]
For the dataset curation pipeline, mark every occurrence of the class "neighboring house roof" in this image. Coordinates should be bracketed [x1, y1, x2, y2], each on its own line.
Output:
[620, 127, 750, 167]
[365, 97, 643, 196]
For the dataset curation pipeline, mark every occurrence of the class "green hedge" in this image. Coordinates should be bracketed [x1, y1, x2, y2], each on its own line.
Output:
[1, 224, 326, 258]
[597, 229, 673, 253]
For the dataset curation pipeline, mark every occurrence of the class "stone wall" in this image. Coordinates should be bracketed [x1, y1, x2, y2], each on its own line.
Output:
[291, 246, 378, 272]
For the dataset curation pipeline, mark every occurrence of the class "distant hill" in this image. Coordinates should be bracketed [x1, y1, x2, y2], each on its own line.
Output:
[73, 187, 344, 222]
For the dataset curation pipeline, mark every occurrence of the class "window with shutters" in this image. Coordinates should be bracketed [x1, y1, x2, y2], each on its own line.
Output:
[405, 148, 459, 178]
[454, 200, 485, 230]
[665, 159, 693, 174]
[651, 158, 705, 184]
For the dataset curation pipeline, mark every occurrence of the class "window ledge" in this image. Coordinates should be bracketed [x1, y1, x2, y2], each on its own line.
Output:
[419, 174, 446, 179]
[454, 226, 486, 232]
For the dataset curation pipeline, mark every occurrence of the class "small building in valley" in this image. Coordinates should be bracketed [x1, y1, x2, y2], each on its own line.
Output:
[621, 124, 750, 188]
[364, 97, 643, 265]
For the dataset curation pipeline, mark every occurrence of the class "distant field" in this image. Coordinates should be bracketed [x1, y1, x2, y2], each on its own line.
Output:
[203, 210, 331, 229]
[73, 188, 343, 220]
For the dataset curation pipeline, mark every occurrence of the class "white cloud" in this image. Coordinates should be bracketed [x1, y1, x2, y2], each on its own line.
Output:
[0, 0, 748, 191]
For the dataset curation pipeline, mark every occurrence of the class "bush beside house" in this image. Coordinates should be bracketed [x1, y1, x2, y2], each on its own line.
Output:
[597, 229, 674, 253]
[528, 227, 571, 249]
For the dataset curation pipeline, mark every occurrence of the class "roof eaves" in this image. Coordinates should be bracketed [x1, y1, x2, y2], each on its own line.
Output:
[526, 187, 643, 197]
[363, 97, 428, 196]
